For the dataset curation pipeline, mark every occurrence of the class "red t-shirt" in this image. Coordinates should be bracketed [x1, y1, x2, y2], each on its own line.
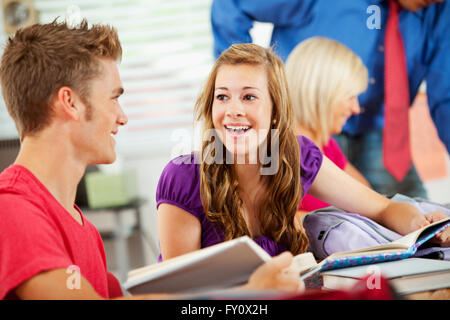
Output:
[299, 137, 348, 212]
[0, 165, 109, 299]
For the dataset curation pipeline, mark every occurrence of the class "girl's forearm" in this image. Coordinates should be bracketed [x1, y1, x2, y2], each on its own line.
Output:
[378, 201, 429, 235]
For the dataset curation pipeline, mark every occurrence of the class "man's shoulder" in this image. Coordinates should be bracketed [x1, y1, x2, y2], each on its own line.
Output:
[0, 165, 30, 195]
[1, 164, 37, 190]
[0, 165, 48, 213]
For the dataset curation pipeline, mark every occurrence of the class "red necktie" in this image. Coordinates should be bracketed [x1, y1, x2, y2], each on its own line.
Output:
[383, 0, 411, 182]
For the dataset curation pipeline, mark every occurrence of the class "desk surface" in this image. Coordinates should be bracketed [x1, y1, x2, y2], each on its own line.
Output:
[406, 288, 450, 300]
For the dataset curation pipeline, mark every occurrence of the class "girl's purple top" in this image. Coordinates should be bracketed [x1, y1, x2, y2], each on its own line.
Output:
[156, 135, 323, 259]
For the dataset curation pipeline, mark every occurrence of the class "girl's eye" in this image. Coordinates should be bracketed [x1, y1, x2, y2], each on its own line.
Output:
[216, 94, 228, 101]
[244, 94, 256, 101]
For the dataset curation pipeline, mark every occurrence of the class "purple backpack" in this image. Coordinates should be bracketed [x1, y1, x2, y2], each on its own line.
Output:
[302, 194, 450, 261]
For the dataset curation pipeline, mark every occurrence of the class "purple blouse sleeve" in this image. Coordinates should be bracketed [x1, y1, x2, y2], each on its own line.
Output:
[298, 135, 323, 196]
[156, 153, 204, 221]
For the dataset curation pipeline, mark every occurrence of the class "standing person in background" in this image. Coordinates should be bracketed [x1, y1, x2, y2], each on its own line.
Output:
[285, 37, 371, 216]
[210, 0, 450, 199]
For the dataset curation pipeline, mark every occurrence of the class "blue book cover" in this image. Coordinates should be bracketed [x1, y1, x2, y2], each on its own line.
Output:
[301, 217, 450, 280]
[323, 258, 450, 279]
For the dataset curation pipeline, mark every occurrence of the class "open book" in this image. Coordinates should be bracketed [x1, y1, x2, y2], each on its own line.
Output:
[123, 236, 273, 294]
[300, 217, 450, 280]
[124, 217, 449, 294]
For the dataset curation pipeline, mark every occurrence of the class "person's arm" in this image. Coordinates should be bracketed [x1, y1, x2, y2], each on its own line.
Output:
[157, 203, 202, 260]
[309, 157, 449, 241]
[328, 137, 371, 188]
[211, 0, 307, 58]
[15, 268, 105, 300]
[426, 2, 450, 153]
[295, 209, 309, 225]
[14, 268, 175, 300]
[344, 162, 372, 188]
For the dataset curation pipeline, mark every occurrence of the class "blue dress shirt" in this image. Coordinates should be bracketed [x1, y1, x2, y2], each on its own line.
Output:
[211, 0, 450, 153]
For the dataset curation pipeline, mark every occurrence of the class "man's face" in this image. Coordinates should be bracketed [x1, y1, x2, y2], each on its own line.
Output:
[397, 0, 445, 12]
[77, 58, 127, 165]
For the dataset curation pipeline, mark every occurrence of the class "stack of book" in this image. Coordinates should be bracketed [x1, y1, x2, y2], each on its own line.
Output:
[320, 258, 450, 295]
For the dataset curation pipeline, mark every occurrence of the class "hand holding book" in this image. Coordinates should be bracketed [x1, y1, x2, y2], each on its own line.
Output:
[244, 251, 305, 293]
[124, 237, 307, 295]
[423, 211, 450, 247]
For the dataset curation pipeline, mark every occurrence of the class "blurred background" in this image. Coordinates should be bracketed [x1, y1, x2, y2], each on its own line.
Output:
[0, 0, 448, 282]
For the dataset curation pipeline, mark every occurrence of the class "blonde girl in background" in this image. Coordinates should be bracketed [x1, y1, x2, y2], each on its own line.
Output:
[286, 37, 371, 215]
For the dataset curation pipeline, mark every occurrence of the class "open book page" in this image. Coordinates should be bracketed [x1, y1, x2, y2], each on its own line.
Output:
[390, 217, 450, 249]
[327, 217, 450, 259]
[300, 247, 414, 281]
[324, 232, 420, 260]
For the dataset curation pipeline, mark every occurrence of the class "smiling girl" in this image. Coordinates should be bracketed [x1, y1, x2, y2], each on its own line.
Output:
[156, 43, 449, 261]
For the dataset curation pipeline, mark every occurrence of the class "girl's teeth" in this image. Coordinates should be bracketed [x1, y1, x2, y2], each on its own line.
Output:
[226, 126, 249, 132]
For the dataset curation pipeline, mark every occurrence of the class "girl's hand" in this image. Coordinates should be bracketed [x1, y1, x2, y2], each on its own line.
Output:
[424, 211, 450, 247]
[408, 214, 430, 232]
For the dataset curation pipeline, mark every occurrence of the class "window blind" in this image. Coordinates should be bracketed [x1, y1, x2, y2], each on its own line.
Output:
[0, 0, 214, 155]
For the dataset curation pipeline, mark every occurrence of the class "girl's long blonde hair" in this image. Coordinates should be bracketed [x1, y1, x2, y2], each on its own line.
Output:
[194, 43, 308, 254]
[285, 37, 368, 144]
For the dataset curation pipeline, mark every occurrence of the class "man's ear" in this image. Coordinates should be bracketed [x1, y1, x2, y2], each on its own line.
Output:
[55, 86, 84, 121]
